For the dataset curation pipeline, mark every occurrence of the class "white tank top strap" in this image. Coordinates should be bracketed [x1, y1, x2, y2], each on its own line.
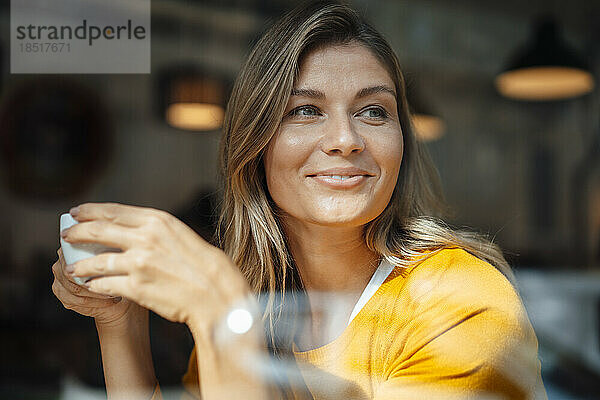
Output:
[347, 258, 395, 326]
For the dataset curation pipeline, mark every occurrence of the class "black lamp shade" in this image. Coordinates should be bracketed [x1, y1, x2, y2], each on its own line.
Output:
[495, 17, 595, 101]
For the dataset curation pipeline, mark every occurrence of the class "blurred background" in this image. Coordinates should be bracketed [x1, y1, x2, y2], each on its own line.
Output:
[1, 0, 599, 398]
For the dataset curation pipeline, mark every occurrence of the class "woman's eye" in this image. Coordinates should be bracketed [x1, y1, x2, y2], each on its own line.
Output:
[286, 105, 389, 120]
[289, 105, 320, 118]
[359, 107, 388, 120]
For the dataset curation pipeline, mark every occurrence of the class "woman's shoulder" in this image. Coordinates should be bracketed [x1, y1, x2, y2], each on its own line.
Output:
[379, 247, 538, 368]
[385, 247, 522, 316]
[378, 248, 544, 399]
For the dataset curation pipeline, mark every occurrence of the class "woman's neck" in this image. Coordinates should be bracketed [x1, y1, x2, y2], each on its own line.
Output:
[283, 219, 380, 294]
[282, 218, 381, 349]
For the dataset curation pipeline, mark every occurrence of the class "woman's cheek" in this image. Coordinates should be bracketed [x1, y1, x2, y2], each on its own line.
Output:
[265, 145, 303, 208]
[369, 132, 403, 176]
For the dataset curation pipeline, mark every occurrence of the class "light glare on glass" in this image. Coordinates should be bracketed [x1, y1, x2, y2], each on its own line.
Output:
[227, 308, 253, 334]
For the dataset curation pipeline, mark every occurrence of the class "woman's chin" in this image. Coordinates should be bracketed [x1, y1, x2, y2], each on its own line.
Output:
[305, 209, 376, 227]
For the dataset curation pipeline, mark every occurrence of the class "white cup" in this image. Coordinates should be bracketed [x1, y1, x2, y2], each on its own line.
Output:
[60, 213, 122, 285]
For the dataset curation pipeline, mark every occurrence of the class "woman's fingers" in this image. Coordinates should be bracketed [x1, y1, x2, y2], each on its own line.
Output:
[86, 275, 131, 298]
[51, 274, 120, 312]
[58, 247, 66, 265]
[57, 249, 87, 286]
[71, 202, 167, 227]
[61, 220, 139, 250]
[64, 202, 188, 251]
[71, 252, 129, 278]
[52, 258, 113, 300]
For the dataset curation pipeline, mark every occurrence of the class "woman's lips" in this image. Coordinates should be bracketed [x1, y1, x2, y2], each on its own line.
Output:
[307, 174, 371, 188]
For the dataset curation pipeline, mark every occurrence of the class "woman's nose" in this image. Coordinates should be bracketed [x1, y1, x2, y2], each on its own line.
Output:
[320, 113, 365, 156]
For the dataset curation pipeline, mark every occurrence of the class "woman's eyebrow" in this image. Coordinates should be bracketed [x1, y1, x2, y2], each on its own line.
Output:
[290, 85, 397, 100]
[355, 85, 397, 100]
[290, 88, 325, 99]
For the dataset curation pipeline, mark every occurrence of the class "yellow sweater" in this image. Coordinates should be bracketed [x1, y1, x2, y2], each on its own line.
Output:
[153, 247, 547, 399]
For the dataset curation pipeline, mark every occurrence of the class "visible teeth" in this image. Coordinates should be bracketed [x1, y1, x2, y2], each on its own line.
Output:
[328, 175, 350, 180]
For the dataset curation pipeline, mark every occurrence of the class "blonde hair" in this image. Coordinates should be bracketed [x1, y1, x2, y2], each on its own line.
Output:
[217, 0, 515, 396]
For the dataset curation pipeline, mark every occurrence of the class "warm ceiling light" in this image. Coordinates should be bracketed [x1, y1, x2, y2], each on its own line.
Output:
[412, 114, 445, 142]
[166, 103, 224, 131]
[496, 67, 594, 101]
[496, 17, 594, 101]
[158, 66, 228, 132]
[406, 83, 445, 142]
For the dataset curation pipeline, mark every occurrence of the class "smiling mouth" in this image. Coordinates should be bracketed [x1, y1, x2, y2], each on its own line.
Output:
[306, 174, 373, 189]
[308, 174, 367, 180]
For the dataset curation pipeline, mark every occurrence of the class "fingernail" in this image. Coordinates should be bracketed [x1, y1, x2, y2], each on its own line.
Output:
[60, 228, 69, 238]
[65, 264, 74, 273]
[69, 206, 80, 217]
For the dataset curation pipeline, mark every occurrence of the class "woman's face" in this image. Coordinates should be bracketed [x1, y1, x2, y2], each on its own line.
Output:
[264, 42, 403, 228]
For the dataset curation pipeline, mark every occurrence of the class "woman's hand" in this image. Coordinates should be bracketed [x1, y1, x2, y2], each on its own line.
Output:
[59, 202, 253, 336]
[52, 247, 146, 327]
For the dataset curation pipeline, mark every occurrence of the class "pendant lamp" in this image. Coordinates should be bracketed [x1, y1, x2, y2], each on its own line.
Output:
[495, 16, 594, 101]
[158, 65, 228, 132]
[406, 84, 445, 142]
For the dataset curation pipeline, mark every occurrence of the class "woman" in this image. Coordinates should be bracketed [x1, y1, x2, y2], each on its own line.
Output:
[52, 1, 547, 399]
